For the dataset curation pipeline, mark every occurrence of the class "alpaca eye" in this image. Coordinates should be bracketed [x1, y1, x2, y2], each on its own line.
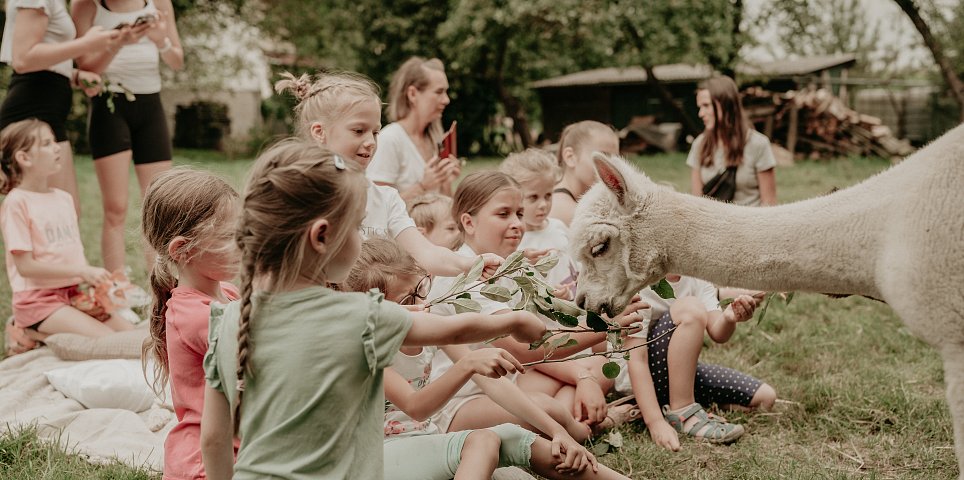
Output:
[590, 240, 609, 257]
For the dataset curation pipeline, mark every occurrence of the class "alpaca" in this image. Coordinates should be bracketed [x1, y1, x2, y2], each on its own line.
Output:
[569, 123, 964, 477]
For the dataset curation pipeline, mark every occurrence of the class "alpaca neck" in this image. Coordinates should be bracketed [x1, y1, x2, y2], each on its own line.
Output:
[654, 191, 883, 297]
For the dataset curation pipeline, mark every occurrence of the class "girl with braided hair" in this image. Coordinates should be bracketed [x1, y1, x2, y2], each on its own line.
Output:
[140, 167, 240, 480]
[275, 70, 504, 279]
[198, 138, 546, 479]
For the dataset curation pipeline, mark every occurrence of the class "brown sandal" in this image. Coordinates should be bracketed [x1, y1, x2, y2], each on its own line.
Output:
[593, 403, 641, 434]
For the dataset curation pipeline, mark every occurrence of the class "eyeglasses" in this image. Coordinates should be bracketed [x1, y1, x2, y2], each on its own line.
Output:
[399, 275, 432, 306]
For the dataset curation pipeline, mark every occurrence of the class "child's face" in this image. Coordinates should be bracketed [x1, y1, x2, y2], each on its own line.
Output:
[424, 215, 460, 250]
[386, 273, 432, 306]
[519, 175, 555, 231]
[567, 131, 619, 193]
[22, 127, 62, 178]
[313, 97, 381, 169]
[461, 188, 524, 259]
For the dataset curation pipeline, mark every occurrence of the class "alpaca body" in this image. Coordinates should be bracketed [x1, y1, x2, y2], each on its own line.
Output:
[570, 123, 964, 477]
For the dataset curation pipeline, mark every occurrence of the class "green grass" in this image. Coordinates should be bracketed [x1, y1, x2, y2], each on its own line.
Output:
[1, 151, 956, 478]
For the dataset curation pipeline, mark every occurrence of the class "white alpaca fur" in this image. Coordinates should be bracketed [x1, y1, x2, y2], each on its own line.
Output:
[570, 124, 964, 477]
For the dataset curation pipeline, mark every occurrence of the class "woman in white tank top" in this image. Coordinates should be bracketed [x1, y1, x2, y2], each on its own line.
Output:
[71, 0, 183, 272]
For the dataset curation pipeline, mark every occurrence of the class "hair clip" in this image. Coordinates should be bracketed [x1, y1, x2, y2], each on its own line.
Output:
[333, 155, 346, 170]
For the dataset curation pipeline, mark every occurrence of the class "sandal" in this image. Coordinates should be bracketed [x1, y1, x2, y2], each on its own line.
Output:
[663, 402, 744, 444]
[5, 317, 38, 357]
[593, 403, 641, 434]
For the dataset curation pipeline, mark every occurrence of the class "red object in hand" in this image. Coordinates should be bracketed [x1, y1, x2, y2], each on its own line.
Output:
[439, 121, 457, 159]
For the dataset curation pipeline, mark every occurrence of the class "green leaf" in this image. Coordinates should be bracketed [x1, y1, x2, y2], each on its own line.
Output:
[550, 297, 583, 317]
[586, 311, 608, 332]
[465, 257, 485, 283]
[449, 298, 482, 314]
[533, 253, 560, 274]
[494, 250, 525, 276]
[529, 330, 553, 350]
[650, 278, 676, 299]
[559, 338, 579, 349]
[479, 284, 513, 302]
[456, 292, 472, 300]
[785, 292, 796, 305]
[602, 361, 621, 379]
[755, 293, 773, 325]
[551, 310, 579, 327]
[718, 297, 735, 308]
[590, 441, 610, 456]
[512, 276, 536, 295]
[549, 333, 571, 348]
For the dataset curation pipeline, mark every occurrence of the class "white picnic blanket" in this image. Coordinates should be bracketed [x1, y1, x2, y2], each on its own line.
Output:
[0, 347, 175, 472]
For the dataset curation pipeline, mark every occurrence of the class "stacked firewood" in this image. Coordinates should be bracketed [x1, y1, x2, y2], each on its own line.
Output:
[742, 87, 915, 159]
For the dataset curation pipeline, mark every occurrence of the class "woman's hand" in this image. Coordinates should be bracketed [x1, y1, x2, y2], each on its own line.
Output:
[459, 348, 524, 378]
[551, 432, 598, 474]
[648, 418, 681, 451]
[76, 70, 103, 97]
[145, 11, 170, 45]
[419, 155, 460, 191]
[80, 25, 121, 52]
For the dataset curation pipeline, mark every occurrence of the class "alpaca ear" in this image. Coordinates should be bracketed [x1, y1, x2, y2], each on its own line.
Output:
[592, 152, 628, 206]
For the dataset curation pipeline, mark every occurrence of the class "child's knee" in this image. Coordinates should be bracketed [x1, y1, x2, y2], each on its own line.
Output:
[463, 428, 501, 457]
[670, 296, 708, 328]
[487, 424, 538, 468]
[750, 383, 777, 410]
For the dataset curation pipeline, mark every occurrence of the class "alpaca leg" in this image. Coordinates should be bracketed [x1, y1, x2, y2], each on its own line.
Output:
[942, 346, 964, 480]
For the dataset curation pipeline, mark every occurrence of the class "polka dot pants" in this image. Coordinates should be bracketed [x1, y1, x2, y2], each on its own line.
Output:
[647, 312, 763, 407]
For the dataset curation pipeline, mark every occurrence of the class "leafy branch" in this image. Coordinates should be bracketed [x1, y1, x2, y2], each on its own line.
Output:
[81, 75, 136, 113]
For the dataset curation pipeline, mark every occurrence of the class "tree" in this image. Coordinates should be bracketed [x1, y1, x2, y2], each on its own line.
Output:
[894, 0, 964, 121]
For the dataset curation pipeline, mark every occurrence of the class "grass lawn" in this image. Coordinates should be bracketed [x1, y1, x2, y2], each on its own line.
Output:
[0, 151, 956, 479]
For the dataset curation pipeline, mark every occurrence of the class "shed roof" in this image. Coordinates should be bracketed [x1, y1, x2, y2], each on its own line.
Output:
[531, 53, 857, 89]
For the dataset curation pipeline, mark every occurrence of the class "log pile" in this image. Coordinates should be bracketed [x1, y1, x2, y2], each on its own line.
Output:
[743, 87, 915, 160]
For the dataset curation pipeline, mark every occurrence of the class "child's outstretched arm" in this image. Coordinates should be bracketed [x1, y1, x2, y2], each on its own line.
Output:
[706, 293, 761, 344]
[625, 337, 680, 452]
[396, 228, 502, 277]
[11, 252, 111, 284]
[404, 310, 546, 347]
[200, 386, 234, 480]
[385, 348, 523, 421]
[442, 345, 599, 474]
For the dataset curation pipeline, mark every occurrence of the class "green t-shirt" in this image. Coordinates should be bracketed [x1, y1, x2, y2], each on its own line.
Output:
[204, 286, 412, 479]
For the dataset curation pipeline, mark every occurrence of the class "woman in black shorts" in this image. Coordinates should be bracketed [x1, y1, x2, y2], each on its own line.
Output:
[72, 0, 183, 271]
[0, 0, 122, 214]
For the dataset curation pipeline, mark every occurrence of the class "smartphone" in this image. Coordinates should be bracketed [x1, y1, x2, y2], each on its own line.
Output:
[438, 121, 457, 159]
[132, 14, 157, 27]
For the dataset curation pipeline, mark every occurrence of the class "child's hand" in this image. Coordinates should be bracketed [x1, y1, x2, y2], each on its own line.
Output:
[648, 418, 681, 451]
[551, 284, 573, 301]
[478, 253, 503, 280]
[460, 348, 524, 378]
[522, 248, 551, 263]
[723, 294, 758, 324]
[610, 294, 651, 328]
[79, 266, 112, 286]
[505, 311, 547, 343]
[573, 376, 607, 425]
[550, 433, 598, 474]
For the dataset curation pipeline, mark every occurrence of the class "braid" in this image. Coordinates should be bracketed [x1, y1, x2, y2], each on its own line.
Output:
[143, 255, 177, 396]
[232, 238, 257, 435]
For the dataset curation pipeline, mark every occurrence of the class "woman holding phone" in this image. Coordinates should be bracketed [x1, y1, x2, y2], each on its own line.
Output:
[71, 0, 183, 272]
[368, 56, 461, 201]
[0, 0, 123, 214]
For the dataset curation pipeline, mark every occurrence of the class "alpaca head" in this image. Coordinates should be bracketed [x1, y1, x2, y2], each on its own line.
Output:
[571, 153, 668, 316]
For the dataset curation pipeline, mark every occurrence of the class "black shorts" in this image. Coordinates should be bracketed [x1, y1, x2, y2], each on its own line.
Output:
[0, 71, 72, 142]
[88, 91, 172, 164]
[647, 311, 764, 407]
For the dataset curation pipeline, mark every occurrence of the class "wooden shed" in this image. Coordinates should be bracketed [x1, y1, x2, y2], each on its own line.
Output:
[531, 53, 857, 143]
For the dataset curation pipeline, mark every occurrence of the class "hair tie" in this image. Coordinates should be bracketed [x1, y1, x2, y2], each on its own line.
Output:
[333, 155, 346, 170]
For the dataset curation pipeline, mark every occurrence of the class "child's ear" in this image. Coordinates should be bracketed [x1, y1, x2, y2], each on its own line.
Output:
[561, 146, 577, 168]
[309, 122, 326, 144]
[308, 219, 330, 254]
[416, 226, 428, 236]
[167, 236, 189, 262]
[459, 213, 475, 235]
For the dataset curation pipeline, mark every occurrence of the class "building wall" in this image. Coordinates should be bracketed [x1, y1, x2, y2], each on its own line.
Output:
[159, 88, 262, 140]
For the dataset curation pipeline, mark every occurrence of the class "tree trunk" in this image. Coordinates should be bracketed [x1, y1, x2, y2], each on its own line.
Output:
[894, 0, 964, 121]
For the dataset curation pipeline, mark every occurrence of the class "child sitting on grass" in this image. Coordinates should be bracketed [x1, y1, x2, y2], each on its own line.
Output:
[1, 119, 132, 356]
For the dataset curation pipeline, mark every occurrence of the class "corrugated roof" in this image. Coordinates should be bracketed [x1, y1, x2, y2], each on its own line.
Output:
[738, 53, 856, 78]
[532, 53, 857, 89]
[530, 64, 713, 89]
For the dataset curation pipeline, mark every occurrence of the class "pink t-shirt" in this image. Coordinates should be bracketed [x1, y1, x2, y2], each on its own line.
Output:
[0, 188, 86, 292]
[163, 282, 240, 480]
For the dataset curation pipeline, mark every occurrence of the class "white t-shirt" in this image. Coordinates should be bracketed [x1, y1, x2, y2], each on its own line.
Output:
[384, 347, 443, 438]
[367, 123, 427, 192]
[1, 0, 76, 78]
[519, 218, 577, 300]
[360, 181, 417, 240]
[686, 130, 777, 207]
[91, 0, 161, 94]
